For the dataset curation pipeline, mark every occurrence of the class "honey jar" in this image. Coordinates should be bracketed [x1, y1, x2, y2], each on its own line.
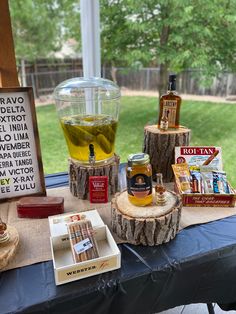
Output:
[126, 153, 153, 206]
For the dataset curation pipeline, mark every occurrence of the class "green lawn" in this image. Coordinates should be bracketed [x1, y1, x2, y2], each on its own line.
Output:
[36, 96, 236, 186]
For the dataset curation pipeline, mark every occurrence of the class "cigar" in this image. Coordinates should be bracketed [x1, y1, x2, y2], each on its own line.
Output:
[202, 150, 219, 166]
[84, 222, 96, 260]
[68, 224, 80, 263]
[79, 222, 92, 261]
[74, 223, 88, 262]
[85, 220, 99, 259]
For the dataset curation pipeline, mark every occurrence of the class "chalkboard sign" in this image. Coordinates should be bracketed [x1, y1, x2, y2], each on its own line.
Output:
[0, 87, 46, 201]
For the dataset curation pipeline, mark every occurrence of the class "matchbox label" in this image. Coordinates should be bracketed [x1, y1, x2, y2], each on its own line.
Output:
[175, 146, 223, 170]
[89, 176, 108, 203]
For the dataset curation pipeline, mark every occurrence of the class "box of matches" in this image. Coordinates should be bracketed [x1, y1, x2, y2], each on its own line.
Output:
[48, 209, 121, 285]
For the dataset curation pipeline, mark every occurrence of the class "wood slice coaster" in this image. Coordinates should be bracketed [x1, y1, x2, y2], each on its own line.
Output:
[0, 225, 19, 270]
[69, 155, 120, 200]
[111, 190, 182, 246]
[143, 125, 191, 182]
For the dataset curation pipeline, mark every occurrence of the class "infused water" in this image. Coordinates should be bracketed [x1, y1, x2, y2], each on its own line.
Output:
[60, 114, 118, 162]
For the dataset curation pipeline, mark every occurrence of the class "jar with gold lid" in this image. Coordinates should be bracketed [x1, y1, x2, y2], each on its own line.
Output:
[126, 153, 153, 206]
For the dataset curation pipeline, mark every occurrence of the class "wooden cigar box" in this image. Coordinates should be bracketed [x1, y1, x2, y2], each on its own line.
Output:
[48, 210, 121, 285]
[174, 146, 236, 207]
[17, 196, 64, 218]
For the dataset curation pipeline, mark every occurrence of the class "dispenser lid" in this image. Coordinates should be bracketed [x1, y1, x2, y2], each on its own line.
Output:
[54, 77, 120, 102]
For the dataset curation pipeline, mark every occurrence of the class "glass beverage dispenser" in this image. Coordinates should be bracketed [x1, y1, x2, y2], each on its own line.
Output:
[54, 77, 120, 164]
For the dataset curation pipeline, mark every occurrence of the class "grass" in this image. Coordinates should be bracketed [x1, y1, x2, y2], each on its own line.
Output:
[36, 96, 236, 186]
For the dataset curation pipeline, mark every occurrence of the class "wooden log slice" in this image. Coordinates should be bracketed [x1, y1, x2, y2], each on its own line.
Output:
[69, 155, 120, 200]
[111, 190, 182, 246]
[143, 125, 191, 182]
[0, 225, 19, 270]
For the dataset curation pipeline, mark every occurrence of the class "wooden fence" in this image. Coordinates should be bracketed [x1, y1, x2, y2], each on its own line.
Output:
[104, 68, 236, 97]
[18, 61, 236, 98]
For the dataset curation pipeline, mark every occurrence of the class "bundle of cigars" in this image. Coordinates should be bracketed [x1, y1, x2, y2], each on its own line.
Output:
[67, 219, 99, 263]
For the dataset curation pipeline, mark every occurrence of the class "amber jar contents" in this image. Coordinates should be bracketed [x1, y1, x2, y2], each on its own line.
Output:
[158, 74, 181, 129]
[126, 153, 153, 206]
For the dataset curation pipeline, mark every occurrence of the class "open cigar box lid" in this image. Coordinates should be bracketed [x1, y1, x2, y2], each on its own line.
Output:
[48, 209, 105, 238]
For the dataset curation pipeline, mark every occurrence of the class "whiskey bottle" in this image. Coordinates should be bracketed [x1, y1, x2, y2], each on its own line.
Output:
[158, 74, 181, 129]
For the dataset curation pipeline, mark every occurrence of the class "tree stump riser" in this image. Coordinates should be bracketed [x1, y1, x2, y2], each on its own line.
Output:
[111, 190, 182, 246]
[143, 125, 191, 182]
[69, 156, 120, 200]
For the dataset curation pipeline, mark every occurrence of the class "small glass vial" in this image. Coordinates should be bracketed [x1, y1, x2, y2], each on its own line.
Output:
[155, 173, 166, 205]
[160, 113, 169, 131]
[126, 153, 153, 206]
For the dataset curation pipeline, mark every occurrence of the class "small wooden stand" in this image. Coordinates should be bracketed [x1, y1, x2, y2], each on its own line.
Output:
[111, 190, 182, 246]
[143, 125, 191, 182]
[0, 226, 19, 270]
[69, 155, 120, 199]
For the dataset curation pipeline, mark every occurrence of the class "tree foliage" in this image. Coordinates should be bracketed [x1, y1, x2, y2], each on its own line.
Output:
[9, 0, 236, 94]
[9, 0, 81, 61]
[9, 0, 64, 60]
[100, 0, 236, 94]
[100, 0, 139, 67]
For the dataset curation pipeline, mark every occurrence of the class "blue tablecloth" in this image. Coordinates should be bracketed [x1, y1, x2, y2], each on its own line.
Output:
[1, 171, 236, 314]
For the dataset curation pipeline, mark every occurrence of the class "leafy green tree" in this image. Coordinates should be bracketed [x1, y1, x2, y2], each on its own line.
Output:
[101, 0, 236, 96]
[100, 0, 141, 81]
[9, 0, 236, 97]
[9, 0, 80, 87]
[9, 0, 63, 61]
